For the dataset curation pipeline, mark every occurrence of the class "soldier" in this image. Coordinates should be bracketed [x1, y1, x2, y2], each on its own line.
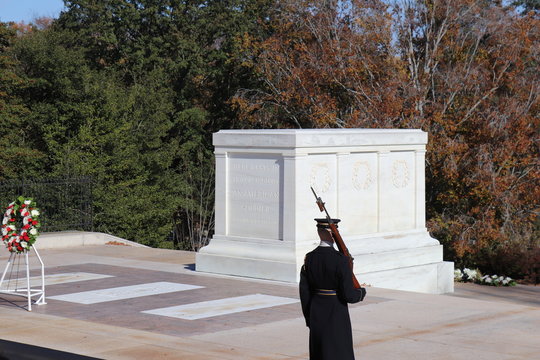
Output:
[299, 218, 366, 360]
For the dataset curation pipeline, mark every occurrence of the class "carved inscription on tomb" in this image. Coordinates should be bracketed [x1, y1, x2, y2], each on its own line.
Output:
[352, 161, 373, 191]
[309, 163, 332, 193]
[227, 155, 282, 239]
[392, 160, 410, 188]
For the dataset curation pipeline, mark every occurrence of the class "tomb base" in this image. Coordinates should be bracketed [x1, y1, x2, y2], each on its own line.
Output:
[196, 230, 454, 294]
[196, 235, 298, 282]
[357, 261, 454, 294]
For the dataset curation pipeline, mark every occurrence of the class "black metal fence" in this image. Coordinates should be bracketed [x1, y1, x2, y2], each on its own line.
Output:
[0, 177, 93, 232]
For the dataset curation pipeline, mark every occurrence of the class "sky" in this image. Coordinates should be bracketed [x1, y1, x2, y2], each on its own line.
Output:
[0, 0, 65, 23]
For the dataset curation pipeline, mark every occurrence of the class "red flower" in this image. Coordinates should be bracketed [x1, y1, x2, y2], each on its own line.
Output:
[23, 224, 30, 230]
[21, 204, 26, 208]
[32, 221, 38, 225]
[10, 218, 15, 222]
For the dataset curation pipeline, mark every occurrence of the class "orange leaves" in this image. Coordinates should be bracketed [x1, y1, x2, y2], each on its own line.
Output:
[233, 0, 401, 128]
[231, 0, 538, 277]
[394, 0, 538, 277]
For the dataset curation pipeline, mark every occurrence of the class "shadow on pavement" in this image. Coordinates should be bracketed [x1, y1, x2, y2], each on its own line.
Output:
[450, 283, 540, 307]
[0, 340, 101, 360]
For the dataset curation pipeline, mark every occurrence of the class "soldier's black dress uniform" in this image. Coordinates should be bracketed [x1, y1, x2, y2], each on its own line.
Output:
[299, 224, 366, 360]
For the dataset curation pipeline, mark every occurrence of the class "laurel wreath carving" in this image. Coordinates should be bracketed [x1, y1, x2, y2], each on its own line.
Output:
[309, 164, 331, 193]
[392, 160, 410, 188]
[352, 161, 373, 191]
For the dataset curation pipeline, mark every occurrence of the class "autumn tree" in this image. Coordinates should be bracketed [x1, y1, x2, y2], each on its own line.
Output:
[232, 0, 403, 128]
[236, 0, 539, 280]
[393, 0, 539, 280]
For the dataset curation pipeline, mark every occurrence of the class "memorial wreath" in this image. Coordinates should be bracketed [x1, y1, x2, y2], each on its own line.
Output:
[1, 196, 40, 253]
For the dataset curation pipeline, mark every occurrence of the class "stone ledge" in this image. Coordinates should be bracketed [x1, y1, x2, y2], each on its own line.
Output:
[196, 252, 297, 283]
[36, 231, 148, 249]
[357, 261, 454, 294]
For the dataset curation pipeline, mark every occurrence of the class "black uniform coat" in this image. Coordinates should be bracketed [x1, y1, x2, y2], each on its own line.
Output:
[299, 246, 366, 360]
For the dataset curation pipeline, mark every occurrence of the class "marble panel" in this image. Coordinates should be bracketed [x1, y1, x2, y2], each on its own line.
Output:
[0, 272, 114, 291]
[379, 151, 416, 232]
[338, 152, 378, 235]
[49, 282, 204, 304]
[227, 153, 283, 240]
[142, 294, 299, 320]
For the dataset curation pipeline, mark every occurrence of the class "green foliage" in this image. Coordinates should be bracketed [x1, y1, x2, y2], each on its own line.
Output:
[0, 23, 46, 179]
[0, 1, 274, 247]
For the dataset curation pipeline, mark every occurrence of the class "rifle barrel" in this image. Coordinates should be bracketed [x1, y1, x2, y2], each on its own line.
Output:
[310, 187, 361, 289]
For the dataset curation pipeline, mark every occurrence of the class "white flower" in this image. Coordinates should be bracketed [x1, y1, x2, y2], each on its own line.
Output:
[464, 268, 478, 280]
[24, 200, 31, 205]
[23, 217, 28, 225]
[502, 279, 509, 285]
[21, 242, 28, 248]
[454, 269, 463, 280]
[484, 277, 492, 283]
[6, 209, 12, 216]
[1, 228, 7, 236]
[29, 228, 37, 235]
[31, 210, 40, 217]
[491, 275, 498, 279]
[2, 217, 8, 225]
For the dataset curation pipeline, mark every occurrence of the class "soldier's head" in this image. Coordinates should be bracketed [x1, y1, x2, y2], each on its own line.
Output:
[315, 218, 340, 243]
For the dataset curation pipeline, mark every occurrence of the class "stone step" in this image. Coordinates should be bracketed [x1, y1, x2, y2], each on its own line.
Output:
[357, 261, 454, 294]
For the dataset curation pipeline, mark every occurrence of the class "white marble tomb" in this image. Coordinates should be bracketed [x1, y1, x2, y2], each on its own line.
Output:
[196, 129, 454, 294]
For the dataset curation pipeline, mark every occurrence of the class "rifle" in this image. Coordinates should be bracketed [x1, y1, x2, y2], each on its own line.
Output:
[311, 187, 361, 289]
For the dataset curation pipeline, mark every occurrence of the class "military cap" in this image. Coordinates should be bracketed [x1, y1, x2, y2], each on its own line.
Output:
[314, 218, 341, 229]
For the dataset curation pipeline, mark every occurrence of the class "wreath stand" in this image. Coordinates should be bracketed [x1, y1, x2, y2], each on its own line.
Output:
[0, 245, 46, 311]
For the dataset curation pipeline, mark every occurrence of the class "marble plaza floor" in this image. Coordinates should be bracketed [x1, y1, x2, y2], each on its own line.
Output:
[0, 245, 538, 359]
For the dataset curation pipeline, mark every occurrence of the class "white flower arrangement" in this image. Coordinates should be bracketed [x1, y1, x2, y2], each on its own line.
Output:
[464, 268, 478, 280]
[455, 267, 481, 283]
[478, 275, 515, 287]
[455, 267, 516, 286]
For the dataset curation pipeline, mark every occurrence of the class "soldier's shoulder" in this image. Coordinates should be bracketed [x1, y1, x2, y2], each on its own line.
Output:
[303, 250, 314, 261]
[328, 250, 349, 264]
